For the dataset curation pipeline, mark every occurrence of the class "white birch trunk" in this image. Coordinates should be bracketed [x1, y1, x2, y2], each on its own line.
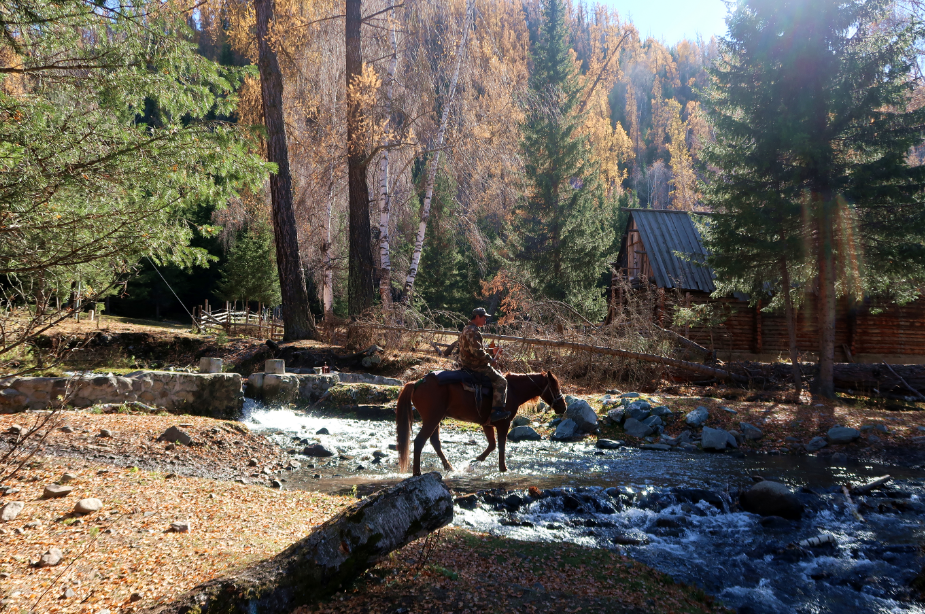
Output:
[322, 156, 336, 319]
[401, 0, 474, 302]
[378, 0, 399, 309]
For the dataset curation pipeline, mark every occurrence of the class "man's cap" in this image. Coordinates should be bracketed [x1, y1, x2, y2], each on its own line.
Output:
[471, 307, 488, 319]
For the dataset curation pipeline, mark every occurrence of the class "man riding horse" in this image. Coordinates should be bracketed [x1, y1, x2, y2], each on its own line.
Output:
[458, 307, 509, 423]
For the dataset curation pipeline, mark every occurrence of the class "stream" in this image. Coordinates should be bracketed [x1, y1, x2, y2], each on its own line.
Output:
[243, 401, 925, 614]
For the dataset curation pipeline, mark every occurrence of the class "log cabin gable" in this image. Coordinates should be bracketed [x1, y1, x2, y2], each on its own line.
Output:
[615, 210, 716, 293]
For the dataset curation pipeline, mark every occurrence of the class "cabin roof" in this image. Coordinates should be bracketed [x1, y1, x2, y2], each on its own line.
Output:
[621, 209, 715, 293]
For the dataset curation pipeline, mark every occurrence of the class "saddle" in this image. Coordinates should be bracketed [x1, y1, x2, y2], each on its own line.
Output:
[433, 369, 492, 397]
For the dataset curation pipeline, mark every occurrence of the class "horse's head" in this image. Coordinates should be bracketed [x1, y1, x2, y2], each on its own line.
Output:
[544, 371, 567, 414]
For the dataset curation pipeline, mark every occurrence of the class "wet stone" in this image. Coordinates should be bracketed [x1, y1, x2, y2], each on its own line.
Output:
[827, 426, 860, 445]
[508, 426, 542, 442]
[596, 439, 624, 449]
[806, 437, 828, 452]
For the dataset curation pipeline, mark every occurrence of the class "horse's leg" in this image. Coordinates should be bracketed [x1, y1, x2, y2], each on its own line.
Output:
[412, 415, 441, 477]
[429, 425, 454, 472]
[475, 425, 496, 462]
[497, 423, 509, 472]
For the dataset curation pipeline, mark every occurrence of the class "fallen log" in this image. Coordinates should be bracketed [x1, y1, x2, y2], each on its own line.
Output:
[833, 363, 925, 396]
[141, 473, 453, 614]
[356, 323, 747, 382]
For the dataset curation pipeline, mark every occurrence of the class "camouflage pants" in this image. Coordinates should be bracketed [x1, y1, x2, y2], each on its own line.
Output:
[467, 364, 507, 408]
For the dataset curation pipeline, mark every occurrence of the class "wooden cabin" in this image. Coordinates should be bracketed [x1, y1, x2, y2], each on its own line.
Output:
[609, 209, 925, 364]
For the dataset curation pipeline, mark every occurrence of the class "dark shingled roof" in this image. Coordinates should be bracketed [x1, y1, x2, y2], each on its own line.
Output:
[626, 210, 715, 292]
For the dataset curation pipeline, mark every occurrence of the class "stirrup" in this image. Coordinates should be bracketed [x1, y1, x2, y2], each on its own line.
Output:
[489, 408, 510, 423]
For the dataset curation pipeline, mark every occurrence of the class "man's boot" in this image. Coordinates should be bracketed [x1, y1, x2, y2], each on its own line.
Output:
[490, 407, 510, 422]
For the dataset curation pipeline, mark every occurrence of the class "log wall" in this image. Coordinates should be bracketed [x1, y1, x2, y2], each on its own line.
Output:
[618, 288, 925, 361]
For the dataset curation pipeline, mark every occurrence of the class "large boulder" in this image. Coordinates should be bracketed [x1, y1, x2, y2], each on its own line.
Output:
[739, 422, 764, 441]
[565, 399, 598, 433]
[827, 427, 860, 445]
[685, 406, 709, 427]
[740, 481, 803, 520]
[701, 427, 736, 451]
[623, 418, 654, 438]
[650, 405, 673, 418]
[302, 443, 336, 457]
[625, 401, 651, 421]
[139, 473, 453, 614]
[508, 426, 542, 442]
[551, 419, 581, 441]
[606, 408, 626, 426]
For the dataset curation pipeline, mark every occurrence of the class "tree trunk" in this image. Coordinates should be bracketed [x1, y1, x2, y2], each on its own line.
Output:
[255, 0, 317, 341]
[140, 473, 453, 614]
[377, 0, 399, 310]
[780, 257, 802, 394]
[401, 0, 474, 302]
[816, 197, 836, 397]
[322, 156, 336, 320]
[346, 0, 375, 315]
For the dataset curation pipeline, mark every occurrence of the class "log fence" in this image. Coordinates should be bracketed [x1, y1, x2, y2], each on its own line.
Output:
[195, 300, 284, 341]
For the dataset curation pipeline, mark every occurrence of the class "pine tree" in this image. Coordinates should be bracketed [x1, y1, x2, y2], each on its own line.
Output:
[515, 0, 614, 319]
[217, 223, 281, 307]
[704, 0, 925, 397]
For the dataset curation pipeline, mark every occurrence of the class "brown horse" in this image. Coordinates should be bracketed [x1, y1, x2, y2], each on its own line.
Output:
[396, 371, 567, 476]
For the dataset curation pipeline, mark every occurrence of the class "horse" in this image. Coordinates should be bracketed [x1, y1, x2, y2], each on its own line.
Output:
[396, 370, 567, 476]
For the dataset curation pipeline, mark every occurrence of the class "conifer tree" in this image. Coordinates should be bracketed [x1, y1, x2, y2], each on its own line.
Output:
[217, 223, 281, 307]
[515, 0, 613, 319]
[704, 0, 925, 397]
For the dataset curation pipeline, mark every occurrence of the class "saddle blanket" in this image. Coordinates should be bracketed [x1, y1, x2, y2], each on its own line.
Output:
[432, 369, 491, 395]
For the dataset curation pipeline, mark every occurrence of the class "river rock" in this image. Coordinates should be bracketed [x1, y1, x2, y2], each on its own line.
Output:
[1, 501, 24, 522]
[511, 416, 531, 428]
[827, 426, 860, 445]
[659, 434, 679, 446]
[37, 547, 63, 568]
[623, 418, 654, 438]
[596, 439, 624, 449]
[73, 499, 102, 515]
[565, 400, 598, 433]
[651, 405, 673, 417]
[740, 481, 803, 520]
[641, 443, 671, 451]
[701, 427, 736, 451]
[303, 443, 336, 457]
[158, 426, 193, 447]
[606, 408, 626, 425]
[508, 426, 542, 442]
[806, 436, 828, 452]
[551, 419, 581, 441]
[42, 484, 73, 499]
[739, 422, 764, 440]
[685, 406, 709, 427]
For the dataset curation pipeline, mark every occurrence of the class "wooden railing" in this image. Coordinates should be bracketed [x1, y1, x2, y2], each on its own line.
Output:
[195, 301, 284, 340]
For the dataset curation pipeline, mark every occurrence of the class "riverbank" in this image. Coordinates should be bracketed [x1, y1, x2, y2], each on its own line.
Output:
[0, 453, 726, 613]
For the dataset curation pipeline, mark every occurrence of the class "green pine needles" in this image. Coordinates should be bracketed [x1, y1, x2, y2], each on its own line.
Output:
[703, 0, 925, 395]
[513, 0, 614, 320]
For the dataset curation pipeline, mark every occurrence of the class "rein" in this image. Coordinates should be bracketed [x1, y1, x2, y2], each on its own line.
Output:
[526, 374, 563, 406]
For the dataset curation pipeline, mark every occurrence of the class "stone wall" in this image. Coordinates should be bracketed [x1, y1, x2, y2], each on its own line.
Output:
[0, 372, 244, 419]
[245, 373, 340, 405]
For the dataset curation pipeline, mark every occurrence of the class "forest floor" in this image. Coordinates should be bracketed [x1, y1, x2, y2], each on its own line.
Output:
[2, 319, 923, 612]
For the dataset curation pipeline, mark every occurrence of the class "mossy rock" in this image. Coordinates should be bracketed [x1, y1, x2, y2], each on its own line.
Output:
[323, 384, 401, 407]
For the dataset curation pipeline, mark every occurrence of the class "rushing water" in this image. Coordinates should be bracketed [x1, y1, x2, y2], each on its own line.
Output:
[243, 401, 925, 614]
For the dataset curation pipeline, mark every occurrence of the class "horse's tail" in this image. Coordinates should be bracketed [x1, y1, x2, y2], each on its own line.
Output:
[396, 382, 415, 473]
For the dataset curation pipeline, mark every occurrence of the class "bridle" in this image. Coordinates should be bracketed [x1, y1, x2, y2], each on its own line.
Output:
[528, 374, 564, 407]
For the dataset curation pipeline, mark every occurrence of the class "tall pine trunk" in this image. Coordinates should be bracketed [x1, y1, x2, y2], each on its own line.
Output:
[254, 0, 317, 341]
[377, 0, 399, 310]
[779, 257, 801, 394]
[346, 0, 375, 315]
[816, 195, 837, 397]
[400, 0, 474, 303]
